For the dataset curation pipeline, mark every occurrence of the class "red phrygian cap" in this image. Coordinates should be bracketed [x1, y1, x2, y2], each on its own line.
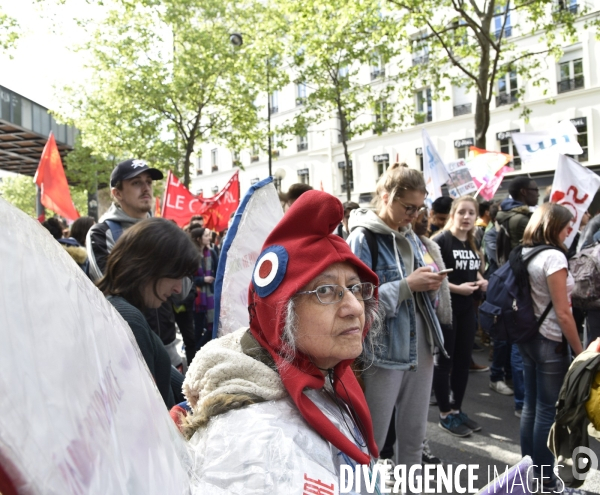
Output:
[248, 190, 379, 464]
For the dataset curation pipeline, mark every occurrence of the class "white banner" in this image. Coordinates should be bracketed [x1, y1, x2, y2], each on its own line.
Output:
[550, 154, 600, 247]
[214, 179, 284, 337]
[422, 129, 450, 202]
[512, 121, 583, 164]
[0, 198, 192, 494]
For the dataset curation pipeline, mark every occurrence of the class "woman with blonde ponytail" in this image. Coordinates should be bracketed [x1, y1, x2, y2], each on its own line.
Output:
[432, 195, 488, 437]
[347, 163, 448, 489]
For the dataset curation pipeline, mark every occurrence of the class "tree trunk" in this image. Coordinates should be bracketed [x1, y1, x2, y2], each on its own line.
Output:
[183, 138, 195, 189]
[337, 105, 352, 202]
[474, 7, 493, 150]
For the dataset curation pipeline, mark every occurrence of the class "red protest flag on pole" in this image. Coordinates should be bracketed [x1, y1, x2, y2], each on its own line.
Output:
[33, 133, 79, 220]
[202, 171, 240, 232]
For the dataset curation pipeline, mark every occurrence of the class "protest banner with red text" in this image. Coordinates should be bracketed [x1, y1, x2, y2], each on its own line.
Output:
[550, 154, 600, 248]
[162, 171, 240, 230]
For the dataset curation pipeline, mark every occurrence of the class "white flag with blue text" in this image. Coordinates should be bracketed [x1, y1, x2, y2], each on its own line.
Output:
[511, 121, 582, 165]
[422, 129, 450, 201]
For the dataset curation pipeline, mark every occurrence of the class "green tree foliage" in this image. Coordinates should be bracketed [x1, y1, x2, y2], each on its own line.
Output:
[64, 135, 114, 192]
[388, 0, 581, 148]
[0, 174, 87, 219]
[59, 0, 278, 188]
[279, 0, 398, 201]
[0, 175, 37, 217]
[0, 8, 19, 53]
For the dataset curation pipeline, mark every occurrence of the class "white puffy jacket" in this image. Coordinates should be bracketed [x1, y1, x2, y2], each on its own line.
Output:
[183, 328, 376, 494]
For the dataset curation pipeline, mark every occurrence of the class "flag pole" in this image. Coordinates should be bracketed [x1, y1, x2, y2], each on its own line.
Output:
[36, 186, 45, 222]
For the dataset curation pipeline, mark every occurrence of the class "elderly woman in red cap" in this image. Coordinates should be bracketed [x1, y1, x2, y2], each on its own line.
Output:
[179, 190, 383, 494]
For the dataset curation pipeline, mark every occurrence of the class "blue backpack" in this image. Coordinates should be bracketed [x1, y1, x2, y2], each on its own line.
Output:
[479, 245, 559, 343]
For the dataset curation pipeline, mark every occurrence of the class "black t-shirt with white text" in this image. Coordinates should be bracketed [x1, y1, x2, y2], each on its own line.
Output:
[434, 230, 481, 309]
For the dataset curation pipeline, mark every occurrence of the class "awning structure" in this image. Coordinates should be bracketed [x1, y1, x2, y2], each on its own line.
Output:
[0, 85, 77, 177]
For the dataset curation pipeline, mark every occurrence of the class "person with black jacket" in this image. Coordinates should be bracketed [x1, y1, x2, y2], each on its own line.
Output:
[97, 218, 200, 408]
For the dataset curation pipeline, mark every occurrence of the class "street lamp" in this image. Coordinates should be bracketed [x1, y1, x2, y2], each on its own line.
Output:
[229, 33, 272, 178]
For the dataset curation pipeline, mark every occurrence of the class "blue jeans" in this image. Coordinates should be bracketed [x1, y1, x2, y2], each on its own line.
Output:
[518, 336, 570, 486]
[490, 340, 525, 411]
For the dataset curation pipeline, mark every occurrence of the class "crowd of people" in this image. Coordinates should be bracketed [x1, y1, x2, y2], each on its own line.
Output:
[36, 157, 600, 493]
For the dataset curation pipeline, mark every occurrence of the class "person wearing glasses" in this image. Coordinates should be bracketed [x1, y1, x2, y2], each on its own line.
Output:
[178, 191, 384, 493]
[346, 162, 448, 491]
[496, 177, 540, 265]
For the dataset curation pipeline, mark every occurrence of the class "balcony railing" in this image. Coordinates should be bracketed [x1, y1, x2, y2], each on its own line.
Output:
[270, 106, 279, 114]
[453, 103, 472, 117]
[232, 160, 241, 167]
[557, 77, 584, 94]
[196, 169, 203, 175]
[211, 165, 218, 172]
[271, 150, 280, 158]
[250, 155, 259, 163]
[412, 54, 429, 66]
[297, 142, 308, 152]
[295, 97, 306, 106]
[496, 93, 518, 107]
[414, 111, 432, 125]
[370, 68, 385, 80]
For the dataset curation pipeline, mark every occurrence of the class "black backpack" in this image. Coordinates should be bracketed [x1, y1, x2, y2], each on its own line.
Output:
[479, 245, 560, 343]
[354, 227, 378, 269]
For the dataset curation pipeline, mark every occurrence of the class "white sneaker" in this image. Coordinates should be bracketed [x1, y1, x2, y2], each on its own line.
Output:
[376, 458, 397, 490]
[489, 380, 514, 396]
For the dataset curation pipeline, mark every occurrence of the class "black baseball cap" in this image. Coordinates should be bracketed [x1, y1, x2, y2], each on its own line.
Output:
[110, 159, 164, 187]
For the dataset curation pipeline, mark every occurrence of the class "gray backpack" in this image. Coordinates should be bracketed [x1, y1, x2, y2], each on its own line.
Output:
[569, 241, 600, 310]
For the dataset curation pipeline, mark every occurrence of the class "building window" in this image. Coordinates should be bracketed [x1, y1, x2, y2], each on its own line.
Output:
[411, 31, 429, 65]
[196, 156, 203, 175]
[496, 71, 518, 106]
[416, 149, 424, 171]
[556, 0, 578, 14]
[558, 58, 584, 93]
[498, 135, 521, 170]
[339, 161, 354, 193]
[569, 117, 588, 162]
[297, 168, 310, 185]
[373, 100, 388, 134]
[273, 177, 282, 193]
[296, 83, 307, 106]
[415, 88, 432, 124]
[494, 6, 512, 38]
[297, 134, 308, 152]
[211, 149, 218, 171]
[370, 53, 385, 80]
[251, 145, 259, 163]
[232, 150, 241, 167]
[456, 146, 470, 159]
[269, 91, 279, 114]
[377, 160, 390, 177]
[338, 66, 349, 79]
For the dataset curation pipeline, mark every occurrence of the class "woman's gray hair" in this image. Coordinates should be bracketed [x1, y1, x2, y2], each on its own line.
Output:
[280, 296, 385, 369]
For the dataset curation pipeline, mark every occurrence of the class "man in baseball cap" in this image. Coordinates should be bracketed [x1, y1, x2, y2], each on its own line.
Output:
[109, 158, 163, 187]
[87, 158, 164, 281]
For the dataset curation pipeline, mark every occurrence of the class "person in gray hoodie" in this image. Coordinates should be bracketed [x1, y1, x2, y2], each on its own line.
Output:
[347, 163, 448, 490]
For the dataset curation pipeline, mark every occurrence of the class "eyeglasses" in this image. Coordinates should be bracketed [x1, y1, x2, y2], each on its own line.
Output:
[296, 282, 375, 305]
[395, 199, 427, 216]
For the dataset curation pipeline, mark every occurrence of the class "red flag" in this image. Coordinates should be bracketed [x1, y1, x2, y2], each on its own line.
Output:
[202, 172, 240, 231]
[154, 197, 161, 217]
[162, 171, 239, 231]
[33, 133, 79, 220]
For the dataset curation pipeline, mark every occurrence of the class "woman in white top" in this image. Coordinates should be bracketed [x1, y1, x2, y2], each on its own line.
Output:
[518, 202, 583, 491]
